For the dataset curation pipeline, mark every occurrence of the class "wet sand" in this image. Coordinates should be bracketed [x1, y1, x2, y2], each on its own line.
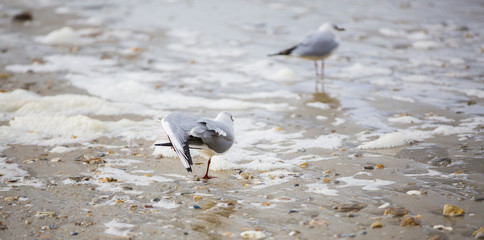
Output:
[1, 0, 484, 240]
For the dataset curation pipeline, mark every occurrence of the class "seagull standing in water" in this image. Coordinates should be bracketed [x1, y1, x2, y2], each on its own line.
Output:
[155, 112, 235, 179]
[269, 22, 344, 90]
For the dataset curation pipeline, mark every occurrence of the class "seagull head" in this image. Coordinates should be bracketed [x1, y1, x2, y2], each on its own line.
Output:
[318, 22, 345, 32]
[215, 112, 234, 126]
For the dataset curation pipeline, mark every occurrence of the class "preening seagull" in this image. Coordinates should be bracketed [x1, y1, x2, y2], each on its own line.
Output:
[269, 22, 344, 89]
[154, 112, 235, 179]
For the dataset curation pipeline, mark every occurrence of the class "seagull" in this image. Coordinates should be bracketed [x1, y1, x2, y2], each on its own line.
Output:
[269, 22, 344, 90]
[154, 112, 235, 179]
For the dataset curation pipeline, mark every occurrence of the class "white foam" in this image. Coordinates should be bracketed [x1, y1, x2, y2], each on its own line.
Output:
[332, 63, 392, 79]
[237, 59, 303, 82]
[306, 182, 338, 196]
[35, 26, 81, 45]
[306, 102, 330, 110]
[50, 146, 73, 153]
[166, 43, 245, 58]
[0, 89, 154, 120]
[152, 199, 180, 209]
[412, 40, 442, 49]
[392, 96, 415, 103]
[104, 219, 136, 238]
[337, 173, 394, 190]
[387, 115, 422, 124]
[331, 117, 346, 126]
[462, 89, 484, 98]
[290, 134, 347, 150]
[6, 55, 116, 73]
[358, 131, 430, 149]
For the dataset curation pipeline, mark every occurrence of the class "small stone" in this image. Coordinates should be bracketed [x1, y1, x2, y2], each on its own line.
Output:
[400, 216, 421, 226]
[334, 203, 365, 212]
[193, 195, 202, 202]
[288, 210, 298, 214]
[240, 230, 265, 239]
[473, 227, 484, 239]
[443, 204, 464, 217]
[429, 157, 451, 167]
[375, 164, 384, 169]
[339, 233, 356, 238]
[364, 166, 374, 170]
[433, 225, 453, 231]
[50, 157, 62, 163]
[406, 190, 422, 195]
[152, 197, 161, 202]
[299, 162, 309, 169]
[378, 202, 391, 209]
[97, 153, 105, 157]
[35, 211, 57, 217]
[289, 230, 300, 236]
[12, 11, 33, 22]
[71, 232, 79, 236]
[3, 196, 19, 202]
[384, 206, 408, 217]
[192, 205, 201, 209]
[371, 222, 383, 229]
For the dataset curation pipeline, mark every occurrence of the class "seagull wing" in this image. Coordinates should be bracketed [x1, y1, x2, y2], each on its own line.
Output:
[161, 115, 194, 172]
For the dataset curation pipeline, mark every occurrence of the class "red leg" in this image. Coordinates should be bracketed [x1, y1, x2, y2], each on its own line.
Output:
[314, 61, 319, 77]
[202, 158, 216, 179]
[320, 60, 325, 92]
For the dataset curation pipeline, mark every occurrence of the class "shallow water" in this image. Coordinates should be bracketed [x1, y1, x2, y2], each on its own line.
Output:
[1, 0, 483, 239]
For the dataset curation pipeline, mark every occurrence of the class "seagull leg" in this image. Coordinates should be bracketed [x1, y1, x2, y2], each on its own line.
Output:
[314, 61, 320, 92]
[202, 158, 216, 179]
[320, 60, 325, 92]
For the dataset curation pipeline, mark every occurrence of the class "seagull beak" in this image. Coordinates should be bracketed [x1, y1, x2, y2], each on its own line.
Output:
[335, 26, 345, 31]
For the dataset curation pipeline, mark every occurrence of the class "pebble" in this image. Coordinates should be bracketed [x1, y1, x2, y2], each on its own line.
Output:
[50, 157, 62, 163]
[400, 216, 421, 226]
[473, 227, 484, 239]
[406, 190, 422, 195]
[240, 230, 265, 239]
[71, 232, 79, 236]
[443, 204, 464, 216]
[384, 206, 408, 217]
[97, 153, 105, 157]
[333, 203, 365, 212]
[12, 11, 33, 22]
[192, 205, 202, 209]
[433, 225, 453, 231]
[193, 195, 203, 201]
[3, 196, 19, 202]
[288, 210, 298, 214]
[371, 222, 383, 229]
[378, 202, 391, 209]
[339, 233, 356, 238]
[152, 197, 161, 202]
[289, 230, 300, 236]
[429, 157, 452, 166]
[364, 166, 374, 170]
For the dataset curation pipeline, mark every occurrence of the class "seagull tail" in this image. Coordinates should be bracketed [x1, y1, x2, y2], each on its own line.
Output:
[267, 45, 297, 57]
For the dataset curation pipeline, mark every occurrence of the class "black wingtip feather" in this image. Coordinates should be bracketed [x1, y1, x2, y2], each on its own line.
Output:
[268, 45, 298, 57]
[186, 167, 192, 172]
[154, 143, 172, 147]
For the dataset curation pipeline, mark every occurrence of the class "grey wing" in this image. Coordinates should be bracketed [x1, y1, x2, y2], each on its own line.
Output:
[162, 113, 199, 170]
[292, 31, 339, 58]
[192, 120, 234, 154]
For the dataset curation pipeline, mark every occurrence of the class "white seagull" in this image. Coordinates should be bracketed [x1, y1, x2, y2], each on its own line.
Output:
[269, 22, 344, 89]
[155, 112, 235, 179]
